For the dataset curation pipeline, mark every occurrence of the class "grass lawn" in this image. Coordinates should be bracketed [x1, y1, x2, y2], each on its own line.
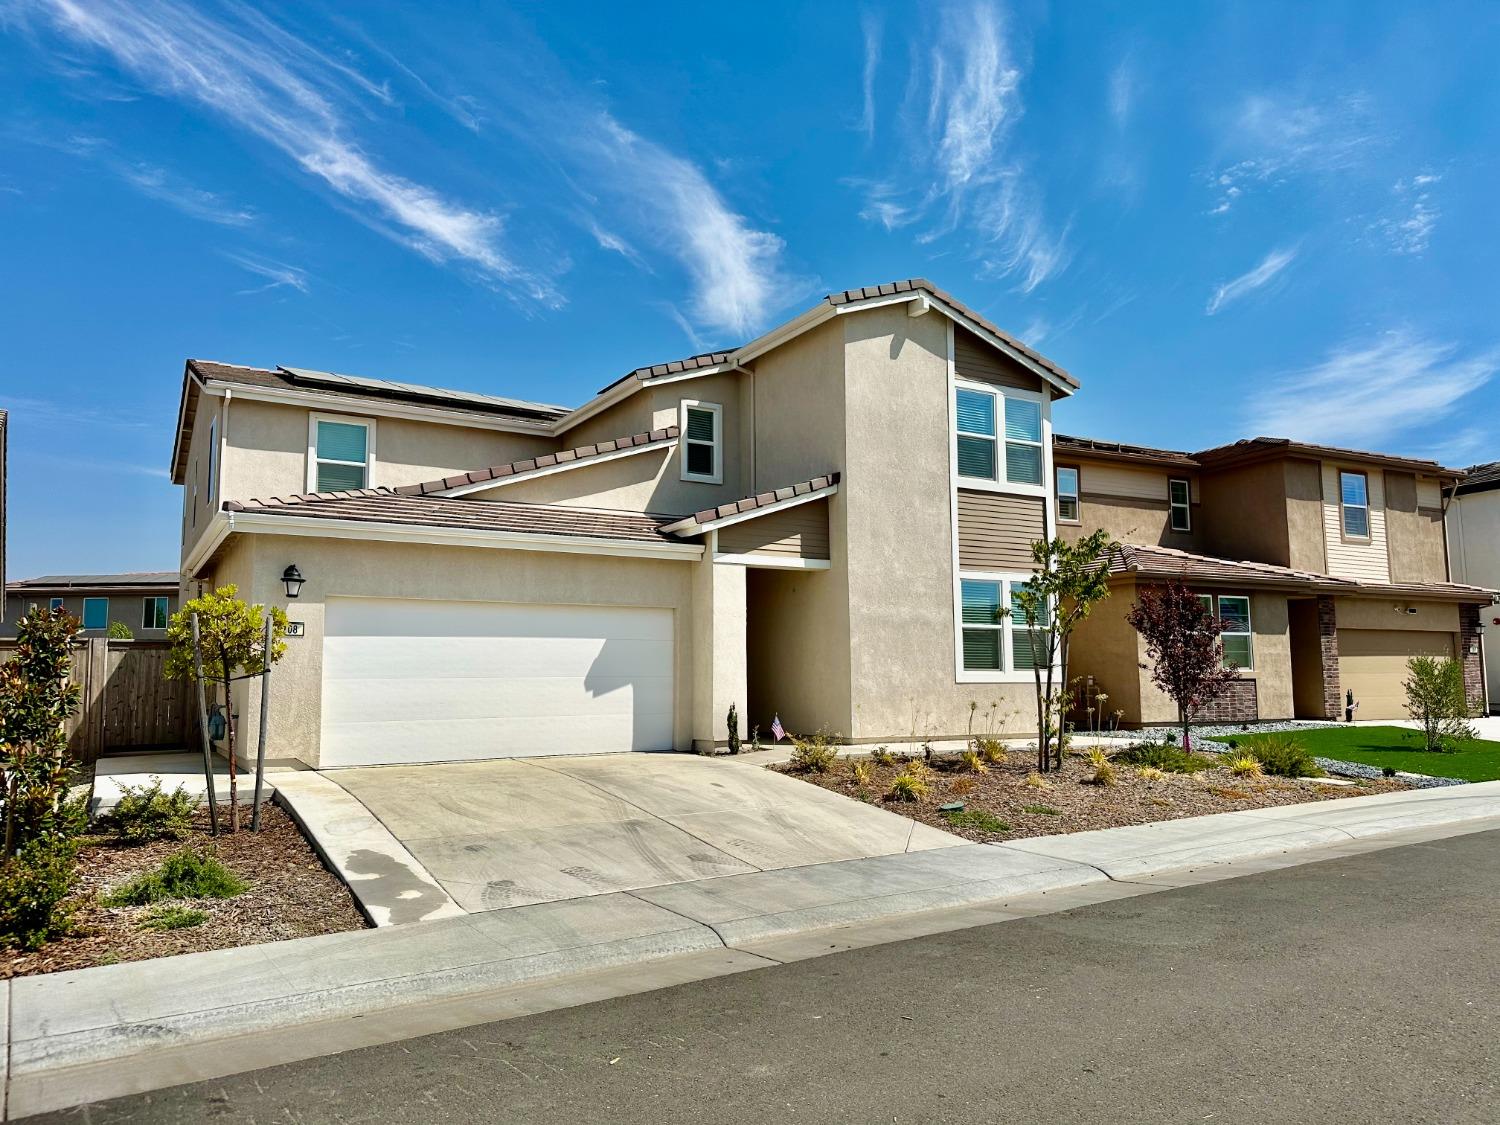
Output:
[1209, 725, 1500, 782]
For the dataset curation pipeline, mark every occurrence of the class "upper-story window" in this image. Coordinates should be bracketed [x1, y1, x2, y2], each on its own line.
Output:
[1056, 466, 1080, 523]
[309, 414, 375, 493]
[207, 417, 218, 506]
[142, 597, 170, 630]
[955, 386, 1043, 487]
[82, 597, 109, 631]
[680, 400, 722, 484]
[1168, 478, 1192, 532]
[1339, 470, 1370, 539]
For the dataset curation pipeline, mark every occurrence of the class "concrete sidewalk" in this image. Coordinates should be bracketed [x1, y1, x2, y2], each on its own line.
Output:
[9, 781, 1500, 1120]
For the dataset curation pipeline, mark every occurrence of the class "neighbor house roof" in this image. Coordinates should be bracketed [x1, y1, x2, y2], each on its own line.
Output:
[1106, 543, 1495, 602]
[393, 427, 679, 497]
[661, 473, 840, 536]
[1053, 434, 1199, 470]
[222, 491, 676, 543]
[1457, 461, 1500, 497]
[7, 572, 179, 593]
[1192, 437, 1461, 478]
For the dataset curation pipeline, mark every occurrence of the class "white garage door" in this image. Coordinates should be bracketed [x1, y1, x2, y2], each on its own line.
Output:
[320, 597, 674, 767]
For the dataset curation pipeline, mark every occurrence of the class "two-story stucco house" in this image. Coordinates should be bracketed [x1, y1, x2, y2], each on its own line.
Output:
[2, 572, 180, 639]
[172, 281, 1079, 767]
[1058, 435, 1493, 726]
[1447, 461, 1500, 712]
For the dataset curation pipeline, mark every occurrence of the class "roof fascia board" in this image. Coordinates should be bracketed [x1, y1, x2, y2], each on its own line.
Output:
[182, 513, 233, 577]
[433, 438, 678, 498]
[731, 303, 839, 367]
[169, 368, 205, 484]
[712, 552, 832, 570]
[663, 482, 838, 536]
[832, 291, 1075, 397]
[224, 510, 704, 562]
[196, 382, 557, 437]
[1198, 444, 1455, 479]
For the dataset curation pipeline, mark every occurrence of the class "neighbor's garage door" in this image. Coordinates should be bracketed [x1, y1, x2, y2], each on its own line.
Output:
[1339, 629, 1454, 721]
[320, 597, 674, 767]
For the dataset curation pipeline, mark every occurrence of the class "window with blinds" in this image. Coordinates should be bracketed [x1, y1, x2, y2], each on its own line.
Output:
[681, 401, 722, 484]
[955, 385, 1044, 487]
[313, 418, 371, 492]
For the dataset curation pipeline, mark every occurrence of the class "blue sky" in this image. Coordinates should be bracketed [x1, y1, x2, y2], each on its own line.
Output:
[2, 0, 1498, 579]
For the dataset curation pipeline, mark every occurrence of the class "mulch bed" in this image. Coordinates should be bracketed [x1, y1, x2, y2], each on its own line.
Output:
[773, 748, 1410, 844]
[0, 803, 367, 979]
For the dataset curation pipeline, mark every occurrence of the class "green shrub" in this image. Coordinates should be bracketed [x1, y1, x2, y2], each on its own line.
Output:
[103, 848, 247, 906]
[1403, 656, 1476, 751]
[850, 759, 872, 786]
[973, 737, 1007, 765]
[956, 749, 989, 774]
[1086, 748, 1116, 787]
[789, 731, 840, 773]
[106, 620, 133, 640]
[871, 746, 896, 767]
[942, 808, 1010, 833]
[139, 904, 209, 931]
[1227, 754, 1264, 778]
[1240, 733, 1324, 778]
[888, 771, 929, 802]
[0, 837, 80, 950]
[108, 779, 198, 843]
[1115, 741, 1212, 774]
[1021, 804, 1059, 816]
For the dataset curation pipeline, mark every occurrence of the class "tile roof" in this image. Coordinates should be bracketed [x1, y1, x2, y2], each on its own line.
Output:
[825, 279, 1078, 389]
[393, 427, 678, 497]
[597, 352, 735, 394]
[223, 491, 675, 543]
[1107, 543, 1496, 602]
[1458, 461, 1500, 496]
[1054, 433, 1199, 469]
[8, 572, 179, 591]
[662, 473, 840, 534]
[1193, 436, 1461, 477]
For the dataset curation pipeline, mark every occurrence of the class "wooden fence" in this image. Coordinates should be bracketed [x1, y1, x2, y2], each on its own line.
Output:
[0, 638, 194, 767]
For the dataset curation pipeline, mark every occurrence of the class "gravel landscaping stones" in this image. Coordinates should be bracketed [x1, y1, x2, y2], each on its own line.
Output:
[0, 803, 367, 979]
[772, 747, 1408, 844]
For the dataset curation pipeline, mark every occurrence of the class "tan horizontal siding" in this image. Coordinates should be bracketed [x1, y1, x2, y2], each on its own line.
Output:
[954, 327, 1044, 393]
[717, 499, 830, 559]
[1416, 478, 1443, 509]
[1321, 462, 1390, 582]
[1070, 462, 1196, 503]
[957, 490, 1044, 570]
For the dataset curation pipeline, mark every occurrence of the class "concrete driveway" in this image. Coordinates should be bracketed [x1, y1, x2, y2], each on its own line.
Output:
[327, 754, 963, 912]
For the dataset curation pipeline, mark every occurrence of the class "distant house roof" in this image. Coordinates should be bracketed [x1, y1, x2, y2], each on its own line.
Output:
[7, 572, 179, 594]
[1054, 434, 1199, 469]
[1192, 437, 1461, 478]
[1106, 543, 1494, 602]
[1457, 461, 1500, 497]
[393, 427, 679, 497]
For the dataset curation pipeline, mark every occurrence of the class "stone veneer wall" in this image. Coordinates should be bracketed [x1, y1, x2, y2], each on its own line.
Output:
[1317, 595, 1341, 720]
[1460, 603, 1485, 710]
[1197, 680, 1258, 723]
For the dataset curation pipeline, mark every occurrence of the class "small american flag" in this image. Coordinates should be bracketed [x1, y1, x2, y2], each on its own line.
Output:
[771, 714, 786, 742]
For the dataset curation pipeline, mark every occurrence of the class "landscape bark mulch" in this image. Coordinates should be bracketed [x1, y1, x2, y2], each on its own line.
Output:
[0, 803, 366, 979]
[774, 749, 1409, 844]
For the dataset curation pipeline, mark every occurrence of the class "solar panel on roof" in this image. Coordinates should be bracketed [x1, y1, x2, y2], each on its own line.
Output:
[279, 367, 568, 416]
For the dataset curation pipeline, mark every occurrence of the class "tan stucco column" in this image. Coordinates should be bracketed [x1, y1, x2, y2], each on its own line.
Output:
[692, 548, 747, 753]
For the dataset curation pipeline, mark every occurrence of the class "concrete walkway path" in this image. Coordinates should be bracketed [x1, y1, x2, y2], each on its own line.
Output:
[8, 779, 1500, 1119]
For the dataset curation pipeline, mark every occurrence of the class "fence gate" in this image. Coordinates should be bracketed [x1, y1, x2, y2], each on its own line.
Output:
[0, 638, 194, 768]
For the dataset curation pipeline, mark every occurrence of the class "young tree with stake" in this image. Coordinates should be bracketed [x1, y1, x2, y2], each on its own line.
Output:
[165, 587, 287, 832]
[1125, 580, 1239, 751]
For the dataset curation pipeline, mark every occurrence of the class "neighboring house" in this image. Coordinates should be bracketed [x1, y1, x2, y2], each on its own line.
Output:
[1447, 461, 1500, 713]
[0, 407, 7, 625]
[1, 573, 180, 639]
[173, 280, 1078, 767]
[1057, 435, 1492, 726]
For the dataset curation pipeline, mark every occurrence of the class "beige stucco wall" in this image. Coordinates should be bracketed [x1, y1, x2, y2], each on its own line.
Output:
[481, 446, 683, 515]
[1059, 457, 1199, 549]
[219, 398, 556, 507]
[1448, 489, 1500, 708]
[744, 566, 851, 739]
[205, 533, 700, 767]
[1335, 596, 1459, 633]
[1282, 460, 1327, 574]
[842, 305, 1036, 740]
[1382, 471, 1449, 584]
[1067, 580, 1144, 726]
[1288, 598, 1326, 718]
[1198, 460, 1293, 568]
[180, 396, 223, 565]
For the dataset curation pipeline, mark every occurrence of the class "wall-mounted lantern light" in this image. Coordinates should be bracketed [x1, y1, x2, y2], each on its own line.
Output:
[282, 564, 306, 599]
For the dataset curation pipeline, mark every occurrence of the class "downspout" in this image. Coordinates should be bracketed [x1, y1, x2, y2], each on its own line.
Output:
[219, 388, 232, 512]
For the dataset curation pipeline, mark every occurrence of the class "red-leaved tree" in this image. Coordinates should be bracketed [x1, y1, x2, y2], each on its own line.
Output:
[1125, 580, 1240, 750]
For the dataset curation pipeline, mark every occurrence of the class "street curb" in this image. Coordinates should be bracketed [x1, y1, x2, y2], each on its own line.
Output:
[9, 782, 1500, 1118]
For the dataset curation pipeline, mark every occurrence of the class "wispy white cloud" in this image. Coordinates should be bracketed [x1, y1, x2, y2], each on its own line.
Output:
[1206, 245, 1297, 315]
[222, 251, 309, 294]
[850, 2, 1067, 293]
[1108, 58, 1136, 127]
[1248, 330, 1499, 448]
[1208, 92, 1379, 214]
[859, 11, 881, 139]
[22, 0, 560, 304]
[116, 160, 255, 225]
[1373, 173, 1441, 254]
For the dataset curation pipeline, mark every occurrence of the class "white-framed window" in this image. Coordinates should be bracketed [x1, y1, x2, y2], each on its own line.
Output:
[1215, 595, 1253, 669]
[1056, 466, 1080, 523]
[48, 597, 64, 612]
[191, 462, 198, 529]
[308, 413, 375, 493]
[680, 400, 722, 484]
[1169, 478, 1192, 532]
[1339, 470, 1370, 539]
[954, 384, 1045, 489]
[957, 573, 1050, 679]
[207, 416, 218, 506]
[82, 597, 109, 631]
[142, 596, 170, 630]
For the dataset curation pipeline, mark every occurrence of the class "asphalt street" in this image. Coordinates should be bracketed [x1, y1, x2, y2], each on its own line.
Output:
[33, 829, 1499, 1124]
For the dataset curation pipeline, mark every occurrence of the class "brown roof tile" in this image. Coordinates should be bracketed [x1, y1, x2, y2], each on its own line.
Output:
[597, 351, 735, 394]
[1193, 436, 1461, 477]
[392, 426, 679, 497]
[662, 473, 841, 534]
[1054, 433, 1199, 469]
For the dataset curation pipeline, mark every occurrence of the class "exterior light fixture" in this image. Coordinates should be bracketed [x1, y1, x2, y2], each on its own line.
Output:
[281, 564, 306, 599]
